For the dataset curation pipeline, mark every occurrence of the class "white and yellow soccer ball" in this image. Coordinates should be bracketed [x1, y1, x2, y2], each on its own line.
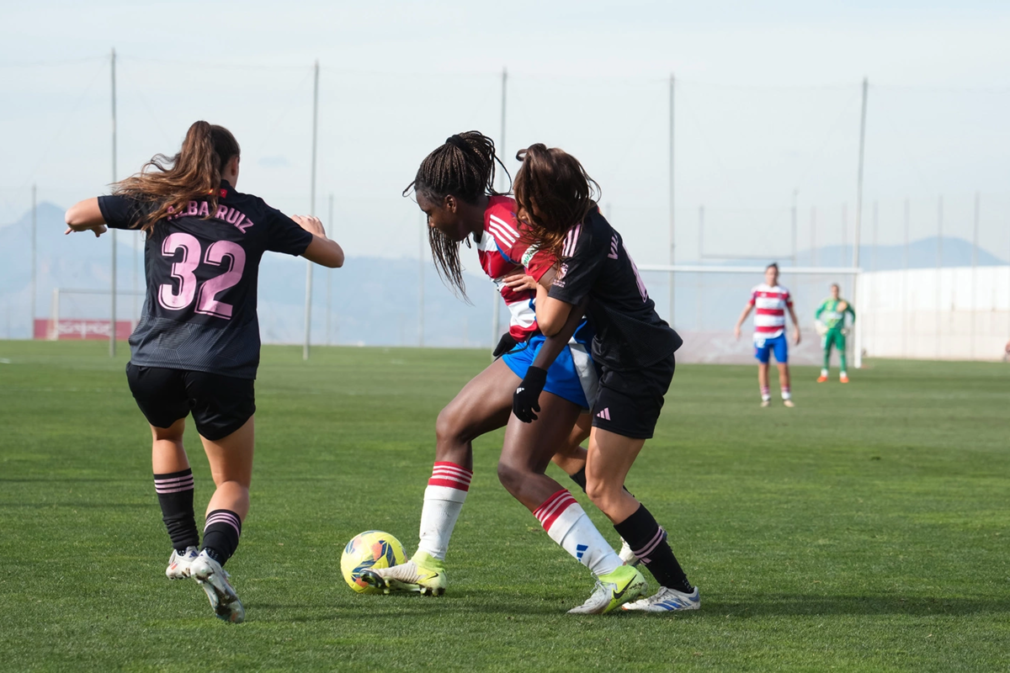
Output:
[340, 530, 406, 594]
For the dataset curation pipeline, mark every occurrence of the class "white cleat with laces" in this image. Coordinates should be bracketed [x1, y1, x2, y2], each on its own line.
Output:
[189, 550, 245, 623]
[165, 546, 200, 580]
[622, 586, 700, 612]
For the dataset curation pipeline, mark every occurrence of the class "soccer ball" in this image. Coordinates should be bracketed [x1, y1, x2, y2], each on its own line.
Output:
[340, 530, 406, 594]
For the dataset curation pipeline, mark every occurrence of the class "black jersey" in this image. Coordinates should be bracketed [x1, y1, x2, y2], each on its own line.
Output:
[98, 181, 313, 379]
[548, 207, 682, 370]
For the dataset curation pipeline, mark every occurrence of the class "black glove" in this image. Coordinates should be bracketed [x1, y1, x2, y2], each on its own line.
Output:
[493, 332, 519, 359]
[513, 366, 548, 423]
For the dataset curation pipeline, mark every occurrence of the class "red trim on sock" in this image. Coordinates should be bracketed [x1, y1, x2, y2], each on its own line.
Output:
[533, 489, 578, 532]
[428, 462, 472, 491]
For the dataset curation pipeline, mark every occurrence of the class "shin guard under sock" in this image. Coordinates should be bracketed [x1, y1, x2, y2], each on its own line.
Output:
[614, 504, 693, 593]
[202, 510, 242, 566]
[154, 468, 198, 553]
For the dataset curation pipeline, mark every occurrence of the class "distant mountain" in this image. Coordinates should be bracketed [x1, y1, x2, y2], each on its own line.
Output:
[0, 202, 495, 346]
[1, 203, 1006, 341]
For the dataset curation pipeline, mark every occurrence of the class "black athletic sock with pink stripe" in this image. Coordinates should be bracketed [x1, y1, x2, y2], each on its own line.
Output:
[154, 468, 199, 553]
[613, 504, 693, 594]
[202, 510, 242, 566]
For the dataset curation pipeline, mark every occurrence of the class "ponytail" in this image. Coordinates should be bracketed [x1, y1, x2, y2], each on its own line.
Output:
[115, 121, 240, 234]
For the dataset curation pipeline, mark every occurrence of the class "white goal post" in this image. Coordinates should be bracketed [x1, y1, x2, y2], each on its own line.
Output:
[45, 288, 144, 341]
[636, 264, 864, 368]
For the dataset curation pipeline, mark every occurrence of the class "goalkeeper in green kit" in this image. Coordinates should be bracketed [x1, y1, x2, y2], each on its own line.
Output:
[815, 284, 855, 383]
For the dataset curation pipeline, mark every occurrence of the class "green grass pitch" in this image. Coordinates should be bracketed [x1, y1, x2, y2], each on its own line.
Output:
[1, 340, 1008, 671]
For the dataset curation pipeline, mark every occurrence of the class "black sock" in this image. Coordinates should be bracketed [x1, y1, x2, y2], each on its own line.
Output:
[154, 468, 199, 553]
[202, 510, 242, 566]
[614, 504, 693, 594]
[568, 465, 634, 498]
[568, 466, 588, 491]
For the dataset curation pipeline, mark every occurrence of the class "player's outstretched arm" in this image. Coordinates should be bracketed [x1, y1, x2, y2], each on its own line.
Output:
[64, 198, 108, 237]
[292, 215, 345, 268]
[788, 304, 802, 345]
[734, 304, 753, 340]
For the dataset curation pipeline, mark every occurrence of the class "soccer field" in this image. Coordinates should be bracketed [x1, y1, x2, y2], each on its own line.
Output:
[1, 341, 1008, 672]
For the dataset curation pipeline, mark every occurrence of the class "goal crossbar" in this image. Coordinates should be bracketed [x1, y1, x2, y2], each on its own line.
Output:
[637, 264, 865, 369]
[637, 265, 861, 275]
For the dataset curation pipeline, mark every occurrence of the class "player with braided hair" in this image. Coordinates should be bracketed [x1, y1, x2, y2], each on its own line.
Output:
[363, 132, 646, 614]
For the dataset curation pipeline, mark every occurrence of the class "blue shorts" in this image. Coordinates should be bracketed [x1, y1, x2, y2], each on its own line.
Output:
[754, 334, 788, 364]
[503, 322, 599, 410]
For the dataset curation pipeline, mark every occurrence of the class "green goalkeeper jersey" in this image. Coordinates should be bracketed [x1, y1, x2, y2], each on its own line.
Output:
[815, 298, 855, 330]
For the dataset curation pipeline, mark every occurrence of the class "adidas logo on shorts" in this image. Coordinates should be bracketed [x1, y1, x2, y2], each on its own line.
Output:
[596, 408, 611, 421]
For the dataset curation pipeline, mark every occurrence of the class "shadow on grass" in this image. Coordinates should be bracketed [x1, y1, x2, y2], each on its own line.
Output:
[710, 594, 1010, 617]
[0, 502, 150, 508]
[248, 594, 1010, 622]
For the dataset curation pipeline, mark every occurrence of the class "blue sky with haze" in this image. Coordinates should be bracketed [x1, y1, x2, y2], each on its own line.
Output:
[2, 0, 1008, 262]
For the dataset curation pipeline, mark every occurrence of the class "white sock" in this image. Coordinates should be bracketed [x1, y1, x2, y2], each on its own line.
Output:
[821, 369, 829, 376]
[534, 490, 623, 577]
[781, 388, 792, 400]
[416, 462, 472, 561]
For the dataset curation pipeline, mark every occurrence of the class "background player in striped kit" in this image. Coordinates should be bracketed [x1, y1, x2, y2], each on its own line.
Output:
[63, 122, 345, 623]
[734, 263, 802, 407]
[363, 133, 645, 613]
[510, 143, 698, 613]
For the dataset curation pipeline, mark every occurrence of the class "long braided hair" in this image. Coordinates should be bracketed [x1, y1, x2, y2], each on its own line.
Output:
[404, 131, 509, 298]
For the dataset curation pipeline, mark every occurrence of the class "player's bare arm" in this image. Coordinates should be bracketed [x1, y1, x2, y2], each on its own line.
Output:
[64, 197, 108, 237]
[531, 295, 590, 372]
[788, 304, 801, 345]
[734, 303, 754, 340]
[534, 270, 573, 337]
[291, 214, 345, 268]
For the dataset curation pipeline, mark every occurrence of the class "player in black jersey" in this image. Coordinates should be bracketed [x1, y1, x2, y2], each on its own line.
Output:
[64, 121, 344, 623]
[363, 132, 645, 614]
[510, 144, 700, 613]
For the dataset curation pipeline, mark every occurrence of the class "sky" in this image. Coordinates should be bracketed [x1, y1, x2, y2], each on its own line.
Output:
[2, 0, 1009, 265]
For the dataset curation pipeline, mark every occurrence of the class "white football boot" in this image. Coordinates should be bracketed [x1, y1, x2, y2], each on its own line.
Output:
[622, 586, 700, 612]
[189, 550, 245, 623]
[618, 538, 640, 567]
[165, 546, 200, 580]
[568, 566, 647, 615]
[360, 552, 447, 596]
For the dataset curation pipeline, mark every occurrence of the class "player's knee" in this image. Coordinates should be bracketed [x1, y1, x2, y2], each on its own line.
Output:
[435, 404, 464, 444]
[496, 461, 526, 497]
[584, 477, 621, 511]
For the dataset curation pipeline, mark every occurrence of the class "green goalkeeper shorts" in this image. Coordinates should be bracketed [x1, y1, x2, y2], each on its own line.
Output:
[822, 328, 846, 352]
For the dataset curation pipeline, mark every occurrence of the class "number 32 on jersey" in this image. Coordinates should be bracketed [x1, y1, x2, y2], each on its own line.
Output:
[158, 232, 245, 320]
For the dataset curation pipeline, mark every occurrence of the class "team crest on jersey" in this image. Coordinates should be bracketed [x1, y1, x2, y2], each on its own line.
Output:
[553, 263, 568, 288]
[521, 244, 540, 267]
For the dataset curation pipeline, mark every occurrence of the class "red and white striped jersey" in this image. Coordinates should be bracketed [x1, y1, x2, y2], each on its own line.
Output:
[476, 196, 555, 341]
[747, 283, 792, 341]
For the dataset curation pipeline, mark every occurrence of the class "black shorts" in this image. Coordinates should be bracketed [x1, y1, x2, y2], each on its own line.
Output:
[126, 364, 255, 441]
[591, 353, 675, 440]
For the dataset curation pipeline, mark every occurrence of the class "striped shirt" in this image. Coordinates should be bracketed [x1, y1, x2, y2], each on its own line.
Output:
[748, 283, 792, 341]
[476, 196, 555, 341]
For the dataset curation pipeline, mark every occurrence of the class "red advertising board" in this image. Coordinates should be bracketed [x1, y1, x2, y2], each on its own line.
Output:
[34, 319, 134, 340]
